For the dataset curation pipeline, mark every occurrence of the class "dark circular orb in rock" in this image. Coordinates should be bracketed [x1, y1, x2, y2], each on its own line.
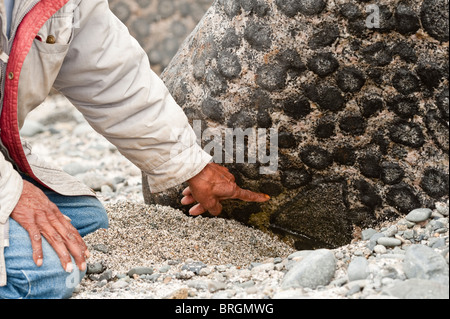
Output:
[307, 52, 339, 77]
[300, 145, 333, 170]
[420, 168, 450, 199]
[386, 184, 421, 214]
[392, 68, 421, 95]
[388, 96, 419, 119]
[395, 2, 421, 35]
[333, 146, 357, 166]
[360, 94, 385, 118]
[389, 120, 425, 148]
[276, 0, 327, 17]
[339, 116, 367, 136]
[256, 64, 287, 91]
[420, 0, 449, 42]
[336, 67, 366, 93]
[381, 162, 405, 185]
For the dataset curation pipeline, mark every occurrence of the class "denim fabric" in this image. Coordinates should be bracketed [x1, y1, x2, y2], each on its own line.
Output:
[0, 176, 108, 299]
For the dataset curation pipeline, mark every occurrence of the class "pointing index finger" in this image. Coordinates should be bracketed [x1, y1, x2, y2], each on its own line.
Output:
[232, 186, 271, 203]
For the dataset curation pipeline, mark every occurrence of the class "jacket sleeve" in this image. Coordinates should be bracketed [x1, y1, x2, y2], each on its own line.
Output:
[53, 0, 211, 193]
[0, 151, 23, 225]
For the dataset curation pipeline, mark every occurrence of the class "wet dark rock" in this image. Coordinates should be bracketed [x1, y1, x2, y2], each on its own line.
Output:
[271, 182, 352, 249]
[307, 52, 339, 77]
[336, 67, 366, 93]
[300, 146, 333, 170]
[421, 168, 449, 199]
[420, 0, 449, 42]
[389, 120, 425, 148]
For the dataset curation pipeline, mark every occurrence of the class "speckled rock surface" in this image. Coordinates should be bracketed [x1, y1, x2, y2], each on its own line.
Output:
[142, 0, 449, 250]
[108, 0, 214, 74]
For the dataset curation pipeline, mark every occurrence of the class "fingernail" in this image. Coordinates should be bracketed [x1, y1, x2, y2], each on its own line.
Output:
[85, 249, 91, 258]
[265, 194, 271, 199]
[81, 262, 86, 271]
[37, 258, 43, 267]
[65, 262, 73, 273]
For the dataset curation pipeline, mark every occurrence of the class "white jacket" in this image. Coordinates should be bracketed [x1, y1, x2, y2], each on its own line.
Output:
[0, 0, 211, 286]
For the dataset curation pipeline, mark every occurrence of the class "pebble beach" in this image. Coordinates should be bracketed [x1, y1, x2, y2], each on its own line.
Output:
[21, 94, 449, 300]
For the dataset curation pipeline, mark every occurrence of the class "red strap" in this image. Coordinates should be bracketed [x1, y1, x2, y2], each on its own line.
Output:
[1, 0, 70, 182]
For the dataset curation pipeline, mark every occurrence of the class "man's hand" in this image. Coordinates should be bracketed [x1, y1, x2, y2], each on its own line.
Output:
[10, 180, 89, 272]
[181, 163, 270, 216]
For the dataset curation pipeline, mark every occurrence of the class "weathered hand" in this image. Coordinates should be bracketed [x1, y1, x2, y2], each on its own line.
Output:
[10, 180, 89, 272]
[181, 163, 270, 216]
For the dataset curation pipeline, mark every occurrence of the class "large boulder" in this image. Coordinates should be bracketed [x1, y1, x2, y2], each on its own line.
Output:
[142, 0, 449, 250]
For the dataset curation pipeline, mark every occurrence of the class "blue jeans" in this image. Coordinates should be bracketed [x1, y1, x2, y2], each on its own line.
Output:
[0, 176, 109, 299]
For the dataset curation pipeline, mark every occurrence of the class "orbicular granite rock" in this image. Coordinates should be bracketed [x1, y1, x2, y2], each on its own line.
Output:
[142, 0, 449, 250]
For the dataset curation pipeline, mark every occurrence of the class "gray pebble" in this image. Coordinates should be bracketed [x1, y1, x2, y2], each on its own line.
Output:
[347, 257, 369, 282]
[361, 228, 378, 241]
[86, 262, 104, 275]
[208, 281, 227, 293]
[403, 244, 449, 284]
[281, 249, 336, 290]
[406, 208, 432, 223]
[382, 279, 449, 299]
[377, 237, 402, 247]
[182, 261, 207, 274]
[127, 267, 154, 277]
[158, 265, 171, 273]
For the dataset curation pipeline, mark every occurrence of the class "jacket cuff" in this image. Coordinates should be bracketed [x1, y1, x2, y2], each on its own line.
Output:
[0, 160, 23, 224]
[145, 143, 212, 193]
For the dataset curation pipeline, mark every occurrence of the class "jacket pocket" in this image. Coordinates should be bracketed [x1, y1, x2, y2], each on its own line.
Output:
[36, 13, 75, 46]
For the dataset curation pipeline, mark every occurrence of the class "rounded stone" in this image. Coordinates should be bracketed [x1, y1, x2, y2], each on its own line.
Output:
[336, 67, 366, 93]
[389, 120, 425, 148]
[377, 237, 402, 247]
[339, 3, 362, 21]
[417, 63, 444, 90]
[392, 68, 420, 95]
[420, 168, 449, 199]
[314, 86, 345, 112]
[386, 184, 421, 214]
[395, 2, 420, 35]
[421, 0, 449, 42]
[347, 256, 369, 281]
[307, 52, 339, 77]
[300, 145, 333, 170]
[405, 208, 432, 223]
